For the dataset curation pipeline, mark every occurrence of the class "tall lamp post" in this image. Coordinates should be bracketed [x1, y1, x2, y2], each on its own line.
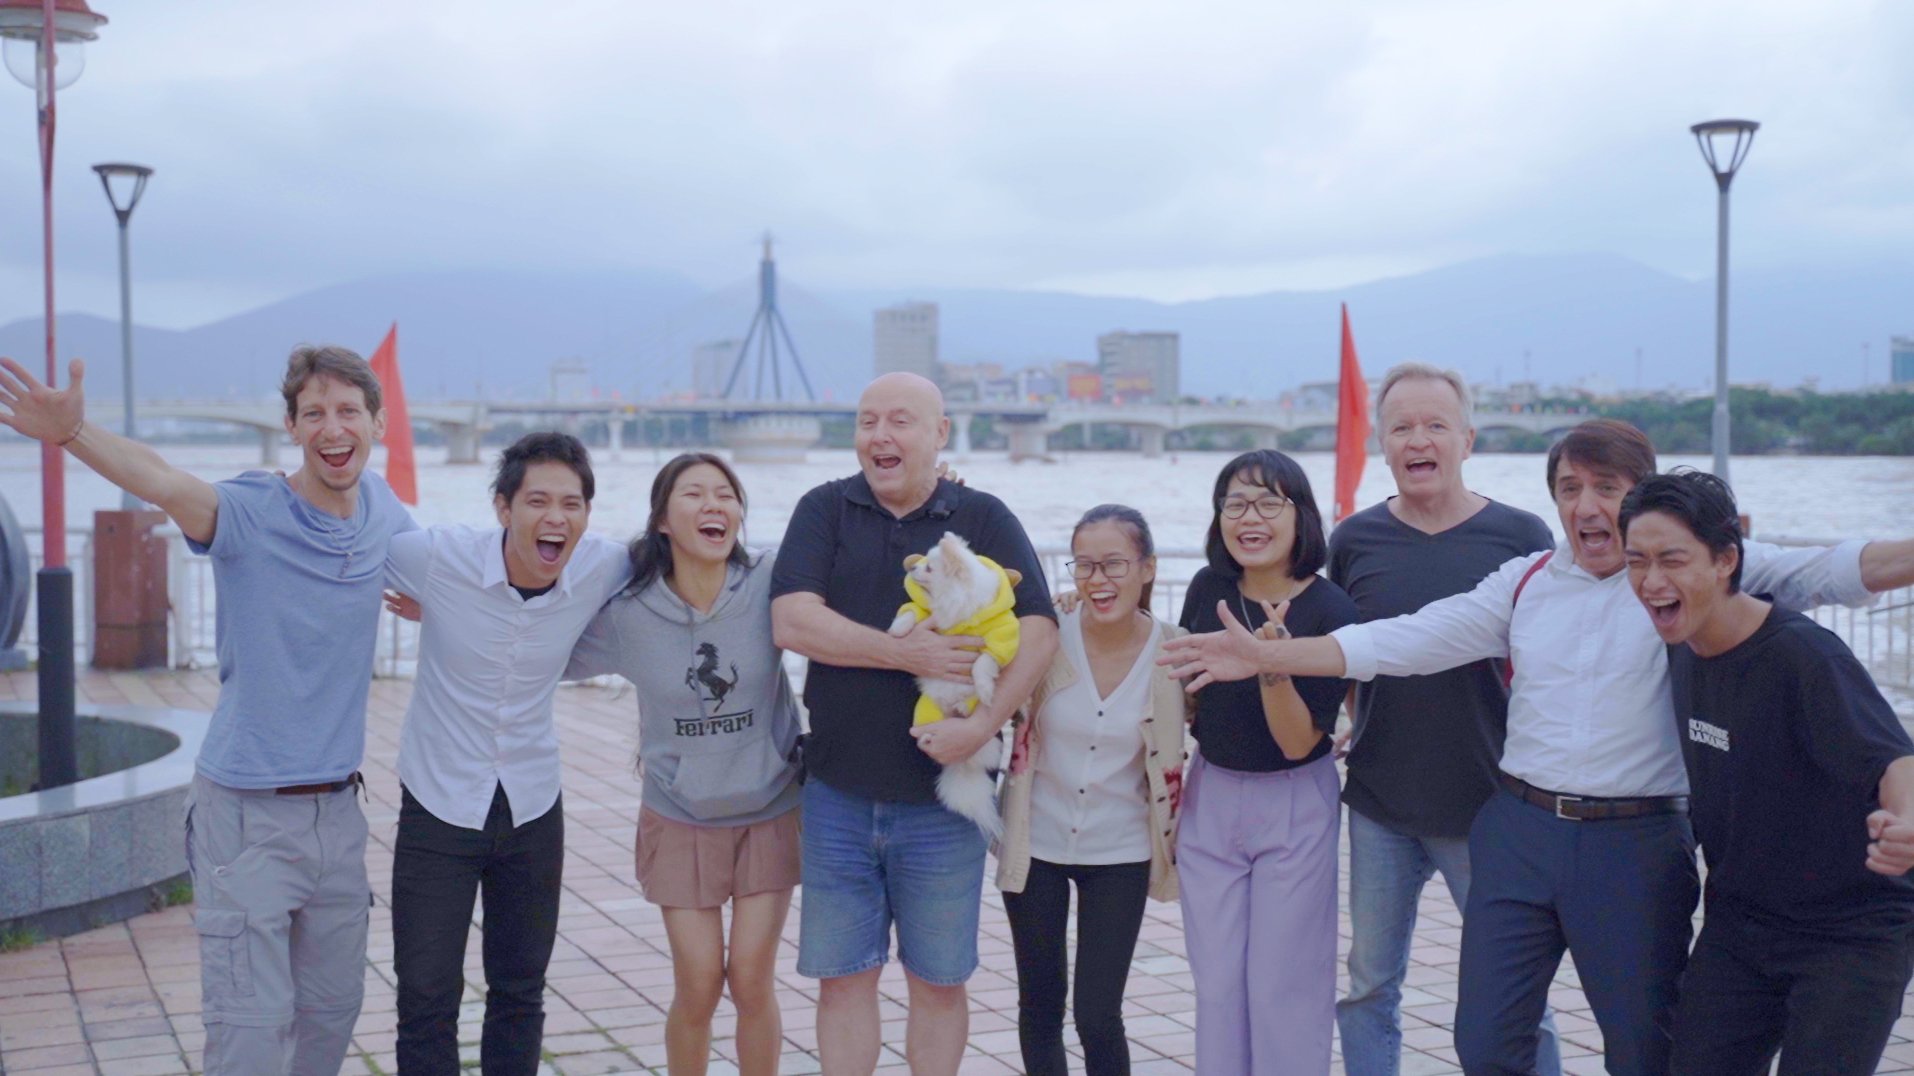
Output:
[1, 0, 108, 790]
[1690, 118, 1759, 483]
[92, 161, 149, 509]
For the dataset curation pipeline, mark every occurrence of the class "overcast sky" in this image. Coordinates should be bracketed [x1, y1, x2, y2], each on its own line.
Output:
[1, 0, 1910, 329]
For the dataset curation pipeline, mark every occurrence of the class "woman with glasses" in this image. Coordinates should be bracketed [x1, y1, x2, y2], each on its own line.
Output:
[996, 504, 1192, 1076]
[1176, 449, 1357, 1075]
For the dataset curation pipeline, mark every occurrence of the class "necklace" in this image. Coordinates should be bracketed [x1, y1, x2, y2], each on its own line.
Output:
[296, 476, 361, 579]
[1236, 576, 1304, 634]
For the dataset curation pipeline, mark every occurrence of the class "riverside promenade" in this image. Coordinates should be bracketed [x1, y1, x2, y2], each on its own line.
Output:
[4, 667, 1914, 1075]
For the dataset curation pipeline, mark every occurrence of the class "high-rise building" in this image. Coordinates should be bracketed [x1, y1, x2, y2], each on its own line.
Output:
[874, 302, 940, 380]
[1097, 331, 1179, 404]
[1893, 335, 1914, 385]
[692, 339, 742, 399]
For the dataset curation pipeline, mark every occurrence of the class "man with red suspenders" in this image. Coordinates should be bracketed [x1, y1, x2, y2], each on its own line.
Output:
[1164, 417, 1914, 1075]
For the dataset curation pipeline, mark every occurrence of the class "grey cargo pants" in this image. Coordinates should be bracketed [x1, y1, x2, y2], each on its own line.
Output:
[186, 773, 370, 1076]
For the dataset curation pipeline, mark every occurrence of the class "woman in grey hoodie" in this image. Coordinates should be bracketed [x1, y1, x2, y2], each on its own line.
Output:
[565, 452, 802, 1076]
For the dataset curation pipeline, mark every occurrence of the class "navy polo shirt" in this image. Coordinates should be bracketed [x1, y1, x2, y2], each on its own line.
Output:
[771, 473, 1055, 804]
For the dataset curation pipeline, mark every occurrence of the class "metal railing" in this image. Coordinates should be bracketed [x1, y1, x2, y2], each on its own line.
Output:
[13, 534, 1909, 692]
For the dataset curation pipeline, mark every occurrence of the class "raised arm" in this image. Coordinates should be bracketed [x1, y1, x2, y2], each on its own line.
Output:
[1861, 540, 1914, 594]
[0, 358, 218, 544]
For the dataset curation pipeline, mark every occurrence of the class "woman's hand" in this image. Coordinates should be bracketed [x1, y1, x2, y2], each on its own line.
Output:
[384, 590, 423, 622]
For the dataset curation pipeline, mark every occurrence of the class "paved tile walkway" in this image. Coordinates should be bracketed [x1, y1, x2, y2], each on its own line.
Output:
[5, 667, 1914, 1074]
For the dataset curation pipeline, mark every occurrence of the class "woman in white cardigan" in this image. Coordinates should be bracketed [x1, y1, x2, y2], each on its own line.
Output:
[997, 504, 1192, 1076]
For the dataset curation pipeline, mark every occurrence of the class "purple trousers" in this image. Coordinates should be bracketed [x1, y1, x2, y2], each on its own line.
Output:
[1176, 751, 1341, 1075]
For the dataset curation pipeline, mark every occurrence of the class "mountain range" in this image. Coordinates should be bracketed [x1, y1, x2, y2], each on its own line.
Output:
[1, 253, 1907, 404]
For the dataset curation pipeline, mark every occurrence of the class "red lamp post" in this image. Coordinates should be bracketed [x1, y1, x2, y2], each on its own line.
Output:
[0, 0, 108, 789]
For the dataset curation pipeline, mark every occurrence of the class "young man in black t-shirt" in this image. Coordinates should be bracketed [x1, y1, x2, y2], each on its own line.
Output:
[1620, 469, 1914, 1075]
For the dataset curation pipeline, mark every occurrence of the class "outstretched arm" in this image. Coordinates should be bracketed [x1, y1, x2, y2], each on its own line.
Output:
[1862, 540, 1914, 594]
[0, 358, 218, 544]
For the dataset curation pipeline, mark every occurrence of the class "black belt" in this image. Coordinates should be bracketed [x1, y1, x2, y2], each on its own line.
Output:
[275, 772, 362, 796]
[1500, 772, 1686, 821]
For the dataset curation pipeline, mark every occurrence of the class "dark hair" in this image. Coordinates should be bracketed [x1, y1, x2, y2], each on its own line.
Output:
[281, 345, 382, 419]
[1072, 504, 1157, 611]
[1546, 418, 1656, 498]
[628, 452, 751, 594]
[1203, 449, 1327, 580]
[1618, 468, 1745, 594]
[492, 431, 595, 505]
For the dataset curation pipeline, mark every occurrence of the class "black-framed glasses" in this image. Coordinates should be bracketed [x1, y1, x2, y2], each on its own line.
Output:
[1066, 557, 1133, 581]
[1220, 494, 1291, 520]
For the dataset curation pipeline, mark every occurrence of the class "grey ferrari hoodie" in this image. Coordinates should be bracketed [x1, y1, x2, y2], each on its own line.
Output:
[565, 549, 802, 826]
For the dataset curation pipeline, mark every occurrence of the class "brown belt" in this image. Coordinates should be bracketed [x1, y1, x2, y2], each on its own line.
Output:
[1499, 772, 1687, 822]
[275, 772, 362, 796]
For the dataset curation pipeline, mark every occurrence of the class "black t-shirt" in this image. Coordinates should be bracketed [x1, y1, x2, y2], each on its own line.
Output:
[1327, 499, 1555, 837]
[1668, 605, 1914, 929]
[770, 474, 1055, 804]
[1177, 566, 1357, 773]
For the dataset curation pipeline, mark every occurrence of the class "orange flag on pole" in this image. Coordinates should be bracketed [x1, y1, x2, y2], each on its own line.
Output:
[368, 323, 418, 505]
[1333, 303, 1370, 523]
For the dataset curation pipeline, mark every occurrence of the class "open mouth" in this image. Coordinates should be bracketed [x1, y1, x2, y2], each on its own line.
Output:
[1576, 526, 1614, 556]
[535, 535, 566, 565]
[317, 446, 354, 470]
[1087, 588, 1119, 614]
[1645, 596, 1682, 633]
[871, 454, 903, 471]
[696, 521, 730, 545]
[1405, 458, 1438, 476]
[1234, 532, 1273, 552]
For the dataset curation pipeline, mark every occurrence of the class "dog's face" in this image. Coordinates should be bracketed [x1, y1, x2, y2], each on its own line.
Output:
[905, 533, 1000, 624]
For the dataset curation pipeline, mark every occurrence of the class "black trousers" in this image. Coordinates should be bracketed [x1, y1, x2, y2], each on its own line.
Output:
[1002, 857, 1151, 1076]
[1670, 901, 1914, 1076]
[393, 784, 564, 1076]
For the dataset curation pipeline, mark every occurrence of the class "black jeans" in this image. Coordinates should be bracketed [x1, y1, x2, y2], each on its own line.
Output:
[1002, 857, 1151, 1076]
[1670, 901, 1914, 1076]
[393, 784, 564, 1076]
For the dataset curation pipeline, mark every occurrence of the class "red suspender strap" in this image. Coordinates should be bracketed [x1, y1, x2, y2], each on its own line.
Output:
[1502, 550, 1554, 691]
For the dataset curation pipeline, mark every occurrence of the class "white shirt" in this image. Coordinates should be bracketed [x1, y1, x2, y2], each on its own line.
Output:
[386, 526, 630, 830]
[1332, 538, 1873, 799]
[1029, 611, 1158, 865]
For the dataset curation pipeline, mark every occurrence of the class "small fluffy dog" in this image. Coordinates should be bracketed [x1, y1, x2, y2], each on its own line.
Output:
[889, 532, 1022, 839]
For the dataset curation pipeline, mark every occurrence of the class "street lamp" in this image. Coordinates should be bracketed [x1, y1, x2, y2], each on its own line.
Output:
[1690, 118, 1759, 483]
[93, 161, 150, 508]
[2, 0, 108, 790]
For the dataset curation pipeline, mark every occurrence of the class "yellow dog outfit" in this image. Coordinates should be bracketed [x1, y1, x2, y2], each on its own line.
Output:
[896, 554, 1022, 728]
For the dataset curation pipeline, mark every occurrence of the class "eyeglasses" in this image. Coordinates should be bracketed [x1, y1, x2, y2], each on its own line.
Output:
[1066, 557, 1133, 581]
[1220, 494, 1291, 520]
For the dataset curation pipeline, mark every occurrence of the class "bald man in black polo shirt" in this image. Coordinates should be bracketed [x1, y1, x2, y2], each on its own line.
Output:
[772, 373, 1059, 1076]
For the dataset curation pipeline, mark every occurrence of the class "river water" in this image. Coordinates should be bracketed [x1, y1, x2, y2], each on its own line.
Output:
[2, 442, 1906, 552]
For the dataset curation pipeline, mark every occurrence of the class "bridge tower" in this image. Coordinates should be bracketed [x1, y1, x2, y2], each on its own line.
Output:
[721, 234, 817, 403]
[716, 235, 823, 462]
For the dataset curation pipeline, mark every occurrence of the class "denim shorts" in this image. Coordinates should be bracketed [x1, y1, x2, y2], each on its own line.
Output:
[797, 777, 989, 986]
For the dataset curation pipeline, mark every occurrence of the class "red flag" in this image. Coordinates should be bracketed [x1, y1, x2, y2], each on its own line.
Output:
[368, 324, 418, 505]
[1333, 303, 1370, 523]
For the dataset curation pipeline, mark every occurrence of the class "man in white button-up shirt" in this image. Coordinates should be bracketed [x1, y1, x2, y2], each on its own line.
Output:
[383, 432, 631, 1076]
[1162, 418, 1914, 1076]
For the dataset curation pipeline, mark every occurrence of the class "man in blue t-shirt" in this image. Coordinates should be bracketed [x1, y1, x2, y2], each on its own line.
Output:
[0, 347, 414, 1076]
[1621, 469, 1914, 1074]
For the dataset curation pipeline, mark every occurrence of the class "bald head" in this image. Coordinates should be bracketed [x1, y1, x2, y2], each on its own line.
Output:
[856, 372, 950, 516]
[859, 372, 945, 419]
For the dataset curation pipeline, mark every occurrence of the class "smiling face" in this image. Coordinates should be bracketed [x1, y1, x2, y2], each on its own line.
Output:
[1071, 519, 1154, 627]
[1219, 470, 1296, 575]
[1380, 376, 1474, 501]
[855, 373, 949, 513]
[659, 462, 743, 571]
[494, 460, 591, 589]
[284, 374, 384, 496]
[1625, 509, 1738, 646]
[1552, 456, 1633, 579]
